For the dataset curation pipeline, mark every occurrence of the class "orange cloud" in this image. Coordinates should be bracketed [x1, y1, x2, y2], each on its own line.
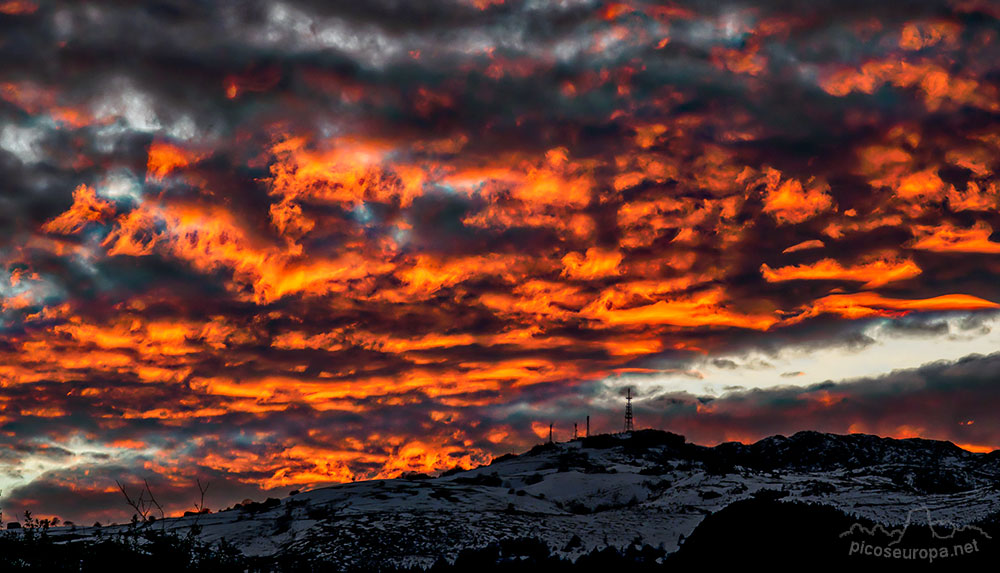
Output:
[391, 253, 533, 300]
[899, 21, 961, 51]
[821, 60, 993, 111]
[146, 141, 205, 181]
[0, 1, 36, 15]
[268, 135, 426, 208]
[794, 292, 1000, 321]
[954, 443, 997, 454]
[761, 256, 921, 288]
[561, 248, 623, 280]
[100, 200, 394, 304]
[531, 421, 550, 439]
[895, 168, 946, 201]
[909, 222, 1000, 253]
[583, 287, 778, 330]
[782, 239, 825, 254]
[756, 167, 834, 225]
[41, 185, 115, 235]
[946, 181, 999, 212]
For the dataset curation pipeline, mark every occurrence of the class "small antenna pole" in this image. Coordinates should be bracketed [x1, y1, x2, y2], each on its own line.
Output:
[549, 422, 553, 444]
[586, 415, 590, 437]
[574, 422, 578, 439]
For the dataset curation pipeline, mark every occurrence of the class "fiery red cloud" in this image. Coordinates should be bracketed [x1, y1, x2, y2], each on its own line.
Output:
[1, 0, 1000, 523]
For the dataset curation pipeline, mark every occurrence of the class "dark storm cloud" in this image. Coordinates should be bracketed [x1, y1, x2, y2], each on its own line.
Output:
[625, 351, 1000, 448]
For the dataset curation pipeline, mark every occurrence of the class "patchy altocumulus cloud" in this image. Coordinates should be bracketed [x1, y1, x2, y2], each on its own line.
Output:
[2, 0, 1000, 522]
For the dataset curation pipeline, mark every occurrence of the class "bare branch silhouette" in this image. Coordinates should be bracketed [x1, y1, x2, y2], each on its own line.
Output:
[143, 479, 165, 521]
[115, 480, 151, 522]
[115, 479, 165, 523]
[194, 479, 210, 514]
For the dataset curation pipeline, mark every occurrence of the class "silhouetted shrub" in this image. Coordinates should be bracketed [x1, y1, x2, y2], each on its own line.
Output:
[490, 453, 517, 465]
[0, 522, 248, 571]
[624, 429, 686, 451]
[236, 497, 281, 514]
[751, 488, 789, 501]
[580, 434, 621, 449]
[454, 473, 502, 487]
[527, 442, 558, 455]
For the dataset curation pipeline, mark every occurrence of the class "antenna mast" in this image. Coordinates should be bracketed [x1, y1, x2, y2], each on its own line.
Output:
[624, 387, 634, 433]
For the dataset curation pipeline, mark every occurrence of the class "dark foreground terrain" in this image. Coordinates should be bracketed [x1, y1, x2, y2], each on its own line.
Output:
[5, 430, 1000, 571]
[2, 496, 998, 572]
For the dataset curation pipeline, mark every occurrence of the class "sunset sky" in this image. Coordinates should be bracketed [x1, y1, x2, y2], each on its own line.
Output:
[3, 0, 1000, 524]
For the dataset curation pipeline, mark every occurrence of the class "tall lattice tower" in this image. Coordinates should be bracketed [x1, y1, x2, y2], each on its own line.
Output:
[624, 387, 635, 432]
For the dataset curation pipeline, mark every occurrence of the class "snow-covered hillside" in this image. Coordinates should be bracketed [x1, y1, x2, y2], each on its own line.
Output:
[42, 430, 1000, 570]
